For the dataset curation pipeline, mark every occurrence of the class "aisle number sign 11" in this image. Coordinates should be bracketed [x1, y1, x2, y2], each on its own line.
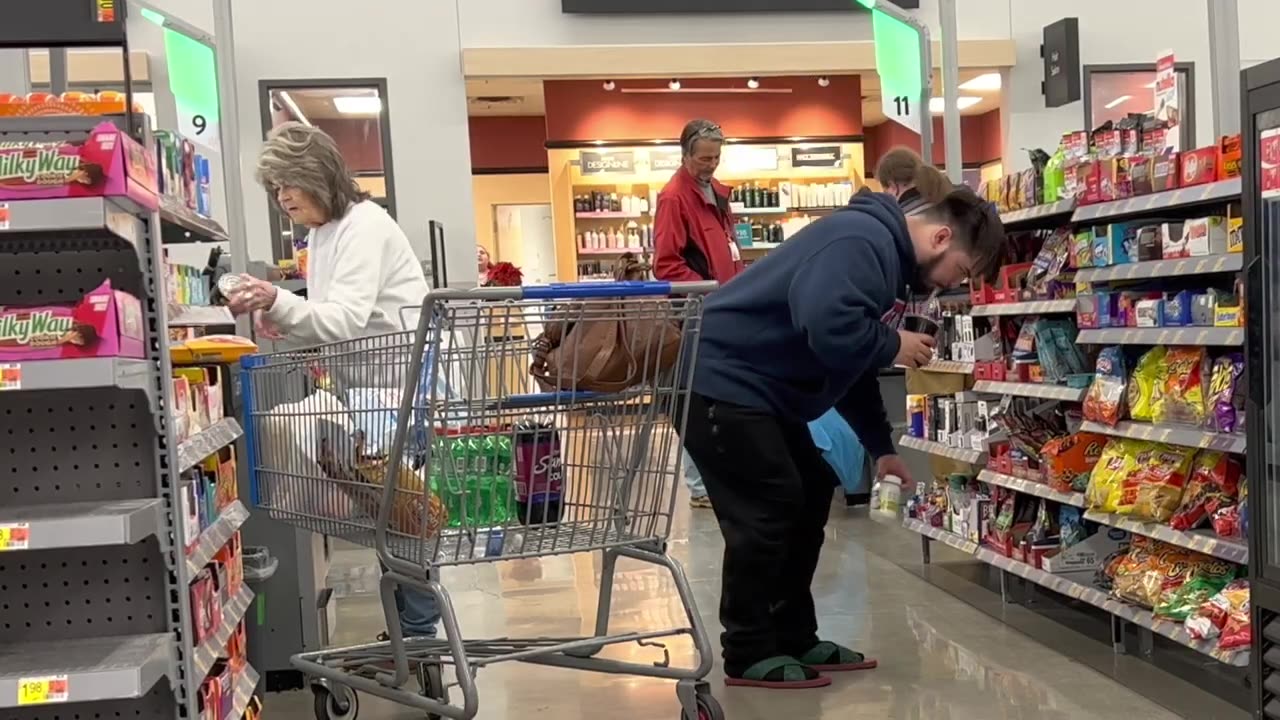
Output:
[870, 6, 925, 136]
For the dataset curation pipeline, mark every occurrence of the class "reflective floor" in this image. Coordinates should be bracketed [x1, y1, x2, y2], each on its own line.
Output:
[268, 494, 1247, 720]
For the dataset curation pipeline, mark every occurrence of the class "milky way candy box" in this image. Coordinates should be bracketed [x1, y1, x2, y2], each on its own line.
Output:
[0, 279, 145, 361]
[0, 121, 158, 208]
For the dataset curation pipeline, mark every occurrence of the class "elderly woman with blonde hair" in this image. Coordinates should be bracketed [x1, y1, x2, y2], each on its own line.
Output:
[226, 122, 441, 645]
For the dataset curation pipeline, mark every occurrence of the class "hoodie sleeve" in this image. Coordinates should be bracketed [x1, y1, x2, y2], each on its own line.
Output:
[786, 234, 902, 380]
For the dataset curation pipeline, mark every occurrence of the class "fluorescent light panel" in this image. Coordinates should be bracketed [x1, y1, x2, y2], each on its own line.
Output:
[1104, 94, 1133, 109]
[928, 96, 981, 113]
[333, 96, 382, 115]
[959, 73, 1001, 91]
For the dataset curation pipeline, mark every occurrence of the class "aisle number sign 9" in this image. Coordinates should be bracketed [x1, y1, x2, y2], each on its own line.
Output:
[18, 676, 68, 705]
[871, 8, 925, 136]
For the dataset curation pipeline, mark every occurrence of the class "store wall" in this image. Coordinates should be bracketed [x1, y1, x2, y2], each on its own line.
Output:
[863, 110, 1002, 175]
[472, 173, 552, 261]
[229, 0, 477, 284]
[469, 116, 548, 172]
[543, 76, 863, 143]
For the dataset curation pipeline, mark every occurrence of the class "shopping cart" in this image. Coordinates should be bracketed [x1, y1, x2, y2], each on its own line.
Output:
[240, 281, 721, 720]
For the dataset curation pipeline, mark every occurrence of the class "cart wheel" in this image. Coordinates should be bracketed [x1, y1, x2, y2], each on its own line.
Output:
[312, 684, 359, 720]
[416, 662, 449, 720]
[680, 690, 724, 720]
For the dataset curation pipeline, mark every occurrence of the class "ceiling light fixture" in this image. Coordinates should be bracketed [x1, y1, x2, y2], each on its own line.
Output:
[746, 77, 760, 89]
[959, 72, 1002, 91]
[817, 76, 831, 87]
[278, 91, 312, 126]
[928, 96, 981, 114]
[333, 96, 382, 115]
[1104, 94, 1133, 109]
[602, 80, 616, 91]
[668, 79, 681, 91]
[1145, 81, 1158, 89]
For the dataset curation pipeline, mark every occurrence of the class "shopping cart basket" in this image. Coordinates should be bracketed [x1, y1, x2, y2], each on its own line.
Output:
[240, 281, 721, 720]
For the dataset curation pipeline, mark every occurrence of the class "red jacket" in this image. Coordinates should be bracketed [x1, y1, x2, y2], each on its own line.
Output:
[653, 167, 744, 285]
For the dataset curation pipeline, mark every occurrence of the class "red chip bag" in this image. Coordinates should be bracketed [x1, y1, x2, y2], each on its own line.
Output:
[1170, 452, 1241, 531]
[1211, 504, 1242, 539]
[1220, 606, 1252, 650]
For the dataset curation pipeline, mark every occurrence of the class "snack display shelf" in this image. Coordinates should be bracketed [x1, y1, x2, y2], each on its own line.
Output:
[903, 517, 980, 555]
[226, 665, 260, 720]
[0, 196, 145, 249]
[1078, 420, 1247, 453]
[973, 380, 1087, 402]
[177, 418, 244, 474]
[0, 357, 155, 403]
[192, 584, 255, 681]
[0, 499, 163, 551]
[973, 546, 1249, 667]
[1075, 327, 1245, 347]
[1075, 254, 1244, 283]
[169, 305, 235, 327]
[578, 246, 647, 256]
[159, 200, 230, 244]
[1070, 177, 1243, 223]
[185, 501, 250, 577]
[970, 299, 1078, 316]
[0, 633, 175, 707]
[977, 469, 1087, 508]
[918, 359, 975, 375]
[1082, 510, 1248, 564]
[898, 434, 986, 464]
[998, 198, 1077, 227]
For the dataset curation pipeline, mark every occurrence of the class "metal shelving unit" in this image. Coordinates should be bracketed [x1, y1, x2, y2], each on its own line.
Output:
[972, 380, 1087, 402]
[1078, 419, 1247, 453]
[998, 197, 1076, 227]
[1082, 510, 1248, 564]
[1075, 326, 1245, 346]
[0, 4, 256, 715]
[976, 469, 1086, 507]
[970, 298, 1078, 316]
[898, 434, 986, 464]
[1075, 253, 1244, 283]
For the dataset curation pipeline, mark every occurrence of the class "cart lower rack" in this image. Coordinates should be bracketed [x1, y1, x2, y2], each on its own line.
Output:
[242, 281, 721, 720]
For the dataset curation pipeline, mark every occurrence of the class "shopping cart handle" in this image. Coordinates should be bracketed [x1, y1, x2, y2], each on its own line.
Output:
[521, 281, 716, 300]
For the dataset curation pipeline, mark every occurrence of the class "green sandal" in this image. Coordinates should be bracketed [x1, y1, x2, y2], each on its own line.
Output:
[724, 655, 831, 689]
[797, 641, 878, 672]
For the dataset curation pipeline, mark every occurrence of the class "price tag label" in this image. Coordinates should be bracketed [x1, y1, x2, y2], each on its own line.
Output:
[0, 364, 19, 391]
[0, 524, 30, 551]
[18, 675, 68, 705]
[0, 203, 9, 230]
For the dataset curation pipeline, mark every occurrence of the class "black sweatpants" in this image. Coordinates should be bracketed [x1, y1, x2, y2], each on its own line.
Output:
[680, 392, 837, 676]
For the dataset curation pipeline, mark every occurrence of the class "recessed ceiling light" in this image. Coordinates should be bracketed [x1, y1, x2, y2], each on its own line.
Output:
[928, 96, 981, 113]
[1104, 94, 1133, 109]
[333, 96, 382, 115]
[959, 73, 1001, 91]
[668, 79, 681, 91]
[747, 77, 760, 89]
[817, 76, 831, 87]
[603, 80, 616, 91]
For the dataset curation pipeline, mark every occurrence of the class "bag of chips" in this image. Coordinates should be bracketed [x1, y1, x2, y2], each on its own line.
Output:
[1153, 347, 1208, 425]
[1155, 575, 1234, 621]
[1107, 442, 1159, 515]
[1127, 445, 1196, 522]
[1042, 432, 1108, 493]
[1112, 539, 1166, 608]
[1086, 439, 1132, 511]
[1084, 347, 1128, 426]
[1060, 506, 1088, 549]
[1205, 353, 1245, 433]
[1127, 347, 1167, 422]
[1211, 504, 1242, 539]
[1186, 580, 1250, 642]
[1170, 451, 1242, 531]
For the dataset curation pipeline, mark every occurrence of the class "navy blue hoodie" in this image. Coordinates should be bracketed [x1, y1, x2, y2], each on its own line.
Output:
[690, 190, 915, 459]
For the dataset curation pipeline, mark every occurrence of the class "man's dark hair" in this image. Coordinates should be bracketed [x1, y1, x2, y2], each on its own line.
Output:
[921, 185, 1007, 282]
[875, 146, 921, 186]
[680, 119, 724, 156]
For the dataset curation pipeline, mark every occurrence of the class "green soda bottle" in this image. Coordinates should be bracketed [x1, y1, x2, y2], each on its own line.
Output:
[492, 435, 514, 523]
[465, 434, 491, 526]
[483, 434, 510, 525]
[442, 434, 467, 527]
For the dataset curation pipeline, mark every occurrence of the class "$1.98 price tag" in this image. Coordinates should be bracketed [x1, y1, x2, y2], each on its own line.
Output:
[0, 524, 30, 551]
[18, 675, 68, 705]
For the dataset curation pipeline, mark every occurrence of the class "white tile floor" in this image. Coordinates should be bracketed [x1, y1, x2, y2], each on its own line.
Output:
[266, 496, 1246, 720]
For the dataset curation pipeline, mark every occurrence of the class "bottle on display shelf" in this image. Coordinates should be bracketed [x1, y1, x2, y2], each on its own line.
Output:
[610, 192, 620, 212]
[639, 195, 650, 214]
[768, 187, 780, 208]
[621, 195, 632, 214]
[576, 233, 584, 249]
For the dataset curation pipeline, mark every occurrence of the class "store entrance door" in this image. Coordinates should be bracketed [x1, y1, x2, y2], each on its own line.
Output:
[494, 204, 557, 285]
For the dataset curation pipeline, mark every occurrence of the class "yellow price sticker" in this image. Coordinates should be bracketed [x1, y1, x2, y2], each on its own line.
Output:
[0, 524, 29, 551]
[18, 676, 68, 705]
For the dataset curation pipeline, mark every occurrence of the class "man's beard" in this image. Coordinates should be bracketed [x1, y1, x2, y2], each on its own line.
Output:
[914, 252, 945, 290]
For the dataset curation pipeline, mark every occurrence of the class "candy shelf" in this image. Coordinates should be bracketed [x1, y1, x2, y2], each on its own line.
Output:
[177, 418, 244, 474]
[977, 470, 1087, 508]
[0, 499, 164, 551]
[903, 517, 980, 555]
[1078, 420, 1246, 453]
[1075, 327, 1245, 347]
[973, 380, 1087, 402]
[998, 198, 1077, 228]
[159, 199, 230, 244]
[192, 585, 255, 680]
[898, 434, 986, 464]
[973, 547, 1248, 667]
[0, 196, 145, 250]
[1082, 510, 1248, 564]
[0, 633, 175, 707]
[0, 357, 155, 402]
[970, 299, 1078, 316]
[918, 359, 975, 375]
[1075, 254, 1244, 283]
[1071, 177, 1242, 223]
[186, 501, 250, 577]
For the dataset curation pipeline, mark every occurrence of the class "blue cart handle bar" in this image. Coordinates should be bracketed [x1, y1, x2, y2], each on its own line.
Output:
[426, 280, 718, 302]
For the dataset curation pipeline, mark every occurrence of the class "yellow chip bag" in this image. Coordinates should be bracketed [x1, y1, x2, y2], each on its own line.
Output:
[1128, 347, 1167, 422]
[1106, 442, 1158, 515]
[1086, 439, 1130, 511]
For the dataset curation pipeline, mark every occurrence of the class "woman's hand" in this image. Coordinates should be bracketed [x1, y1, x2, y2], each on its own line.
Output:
[226, 274, 279, 316]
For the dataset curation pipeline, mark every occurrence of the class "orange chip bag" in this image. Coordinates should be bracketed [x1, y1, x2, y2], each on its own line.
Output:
[1042, 432, 1108, 493]
[1128, 445, 1196, 522]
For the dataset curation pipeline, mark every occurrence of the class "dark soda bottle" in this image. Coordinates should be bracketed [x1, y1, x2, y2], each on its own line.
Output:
[512, 421, 564, 525]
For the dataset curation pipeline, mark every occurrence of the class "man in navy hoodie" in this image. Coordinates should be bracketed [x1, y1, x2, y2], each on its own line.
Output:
[683, 184, 1004, 689]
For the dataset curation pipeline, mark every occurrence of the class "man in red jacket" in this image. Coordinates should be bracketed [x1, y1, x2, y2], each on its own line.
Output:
[654, 119, 744, 285]
[655, 119, 744, 508]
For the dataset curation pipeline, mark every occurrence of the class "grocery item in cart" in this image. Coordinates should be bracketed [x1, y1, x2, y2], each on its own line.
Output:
[513, 420, 565, 524]
[318, 429, 447, 539]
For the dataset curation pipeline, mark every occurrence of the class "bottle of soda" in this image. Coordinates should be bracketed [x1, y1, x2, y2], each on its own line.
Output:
[484, 434, 512, 525]
[513, 421, 564, 525]
[435, 434, 464, 528]
[465, 434, 491, 526]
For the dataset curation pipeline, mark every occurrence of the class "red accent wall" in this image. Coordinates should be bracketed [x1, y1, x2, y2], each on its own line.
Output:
[312, 118, 384, 173]
[468, 116, 550, 171]
[864, 109, 1003, 175]
[543, 76, 863, 143]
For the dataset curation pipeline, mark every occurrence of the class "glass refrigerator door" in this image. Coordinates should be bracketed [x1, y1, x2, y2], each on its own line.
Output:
[1251, 105, 1280, 583]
